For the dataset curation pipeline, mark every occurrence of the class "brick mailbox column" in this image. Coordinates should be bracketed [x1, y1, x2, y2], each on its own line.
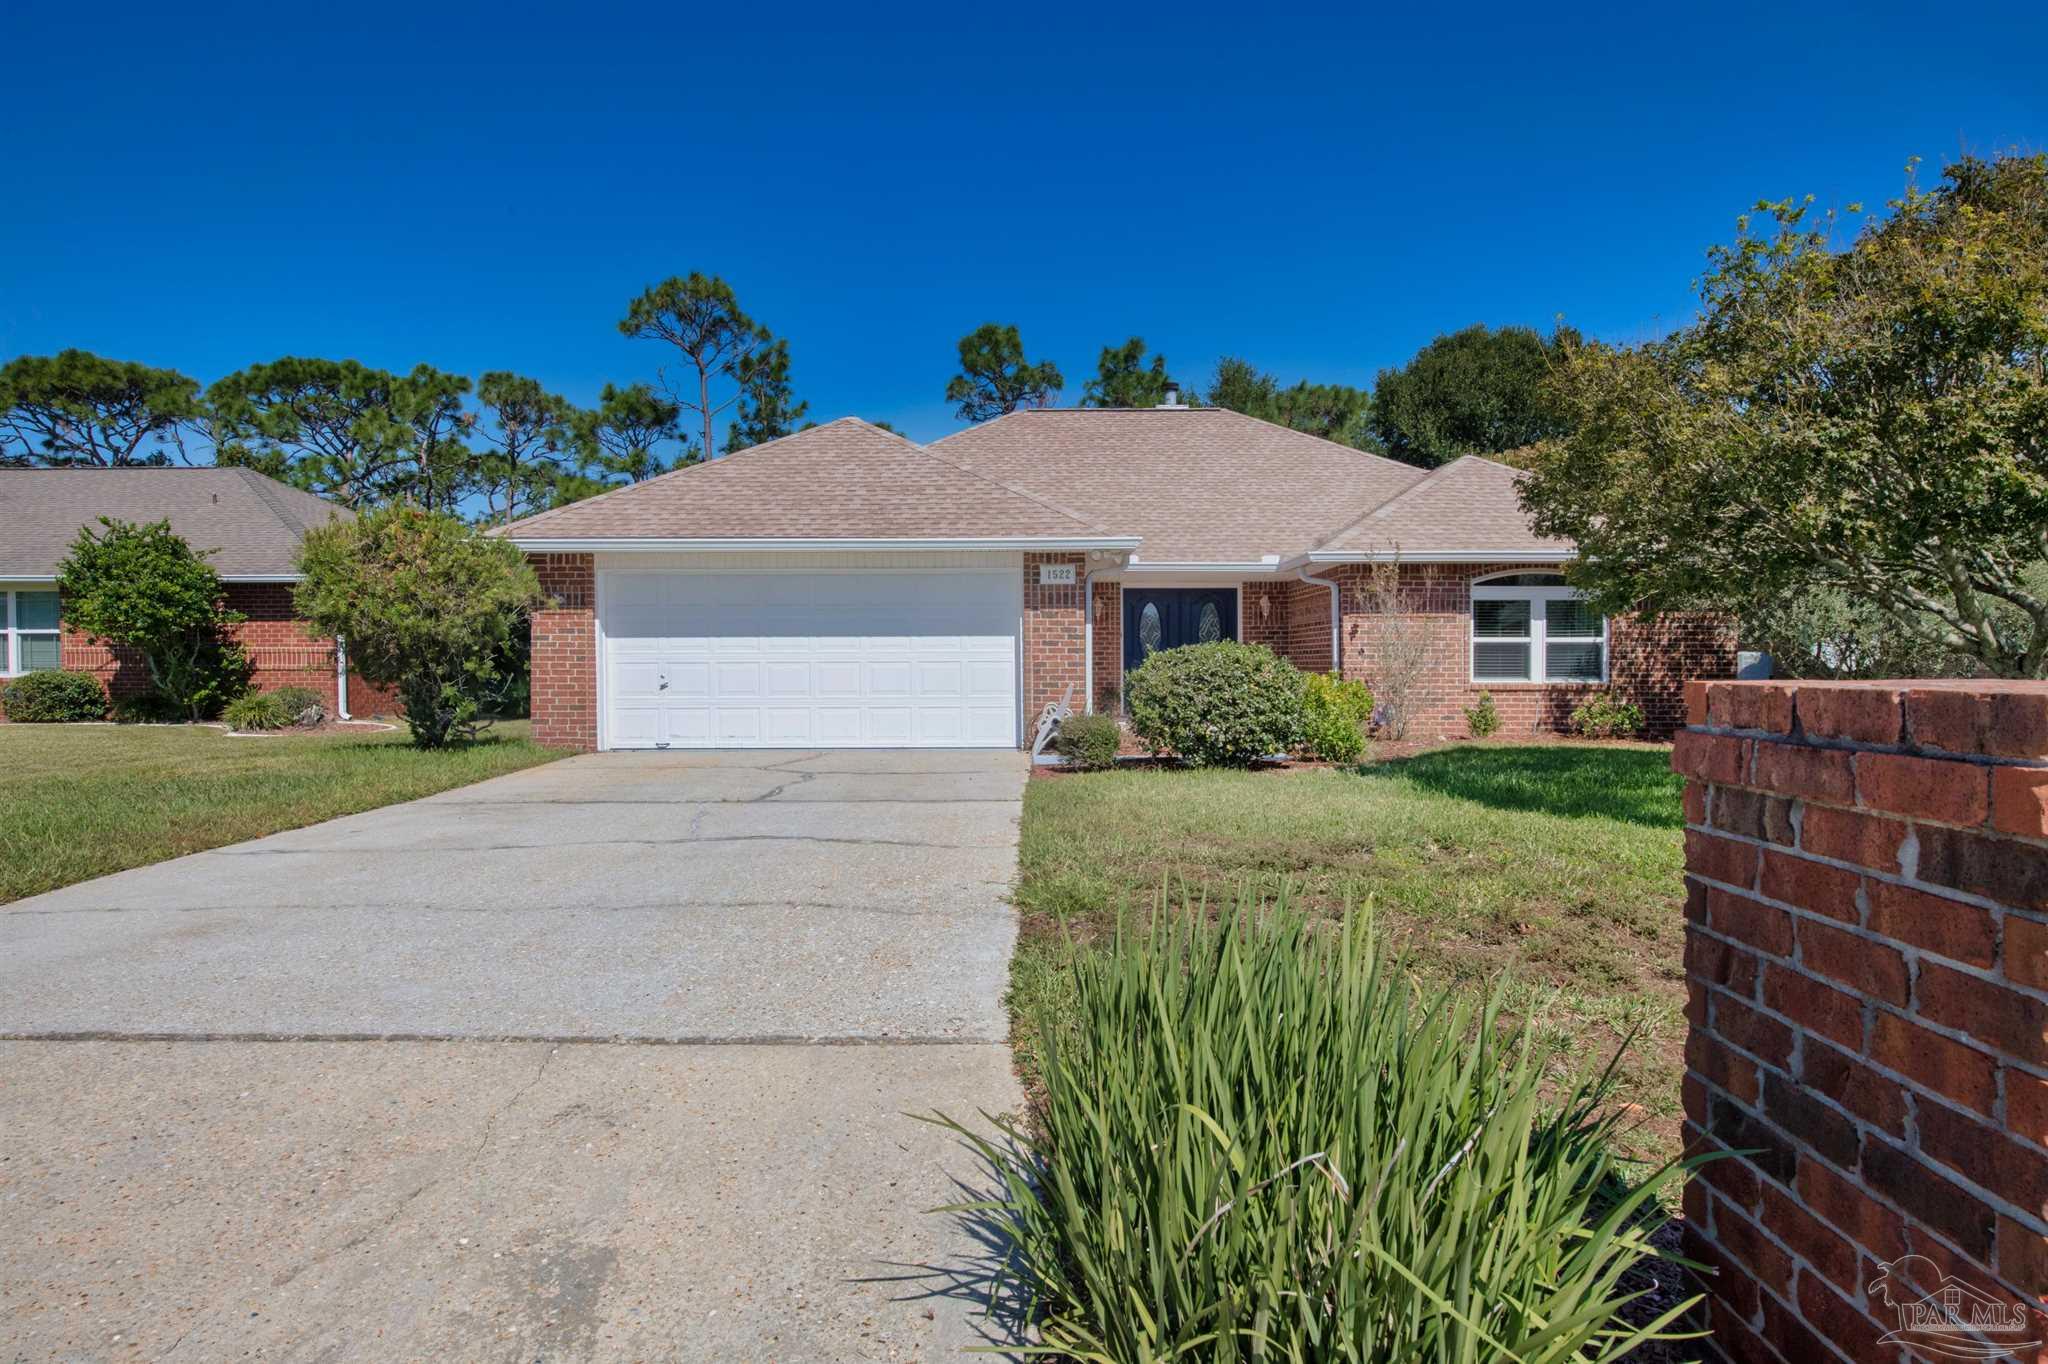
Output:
[1676, 679, 2048, 1362]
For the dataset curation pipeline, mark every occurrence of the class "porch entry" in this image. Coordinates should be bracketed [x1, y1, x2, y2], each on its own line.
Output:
[1123, 587, 1239, 673]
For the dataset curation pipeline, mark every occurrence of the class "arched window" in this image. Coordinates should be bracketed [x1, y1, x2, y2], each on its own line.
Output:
[1470, 572, 1606, 683]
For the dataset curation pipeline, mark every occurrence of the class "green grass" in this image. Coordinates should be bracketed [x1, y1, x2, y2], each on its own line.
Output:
[0, 720, 563, 903]
[1012, 742, 1689, 1165]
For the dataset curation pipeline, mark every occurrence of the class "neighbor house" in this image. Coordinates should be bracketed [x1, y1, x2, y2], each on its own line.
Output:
[499, 405, 1732, 752]
[0, 467, 386, 715]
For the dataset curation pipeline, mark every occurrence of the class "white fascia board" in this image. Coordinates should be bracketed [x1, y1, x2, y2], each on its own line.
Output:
[507, 536, 1143, 553]
[1120, 557, 1285, 576]
[0, 574, 58, 582]
[1285, 549, 1577, 568]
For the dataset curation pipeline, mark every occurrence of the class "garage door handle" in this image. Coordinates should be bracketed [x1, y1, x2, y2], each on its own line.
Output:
[658, 673, 669, 691]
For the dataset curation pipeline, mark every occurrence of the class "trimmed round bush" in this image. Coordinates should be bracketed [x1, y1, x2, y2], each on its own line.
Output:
[0, 670, 109, 723]
[223, 691, 291, 732]
[1053, 713, 1123, 770]
[1300, 672, 1374, 762]
[268, 685, 326, 725]
[1571, 694, 1644, 739]
[1123, 641, 1305, 767]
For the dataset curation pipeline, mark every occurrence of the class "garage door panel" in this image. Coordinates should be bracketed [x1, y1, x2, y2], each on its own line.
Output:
[603, 569, 1018, 749]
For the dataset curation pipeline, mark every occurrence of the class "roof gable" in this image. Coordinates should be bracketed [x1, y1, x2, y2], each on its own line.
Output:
[0, 466, 351, 578]
[501, 417, 1114, 543]
[1310, 455, 1568, 558]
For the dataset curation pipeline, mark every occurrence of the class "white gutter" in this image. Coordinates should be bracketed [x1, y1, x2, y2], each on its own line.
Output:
[334, 637, 351, 720]
[1298, 569, 1341, 674]
[1287, 549, 1575, 567]
[1082, 564, 1098, 714]
[505, 535, 1143, 554]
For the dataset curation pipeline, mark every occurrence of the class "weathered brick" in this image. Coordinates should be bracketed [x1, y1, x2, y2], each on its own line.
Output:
[1760, 850, 1861, 921]
[1798, 684, 1905, 746]
[1867, 1011, 1999, 1116]
[1798, 1152, 1908, 1263]
[1716, 993, 1796, 1070]
[1910, 685, 2048, 760]
[1917, 1098, 2048, 1220]
[1993, 766, 2048, 840]
[1998, 1213, 2048, 1298]
[1800, 1037, 1907, 1137]
[1865, 879, 1997, 969]
[1799, 918, 1908, 1006]
[1799, 804, 1905, 874]
[1709, 886, 1794, 957]
[1688, 1029, 1762, 1104]
[1715, 1191, 1798, 1286]
[1858, 750, 1990, 826]
[2011, 917, 2048, 993]
[1916, 825, 2048, 912]
[1684, 781, 1708, 826]
[1863, 1133, 1996, 1259]
[1687, 931, 1760, 998]
[1754, 740, 1856, 805]
[1715, 787, 1798, 845]
[1672, 729, 1752, 786]
[1917, 961, 2048, 1068]
[1689, 828, 1762, 891]
[1687, 1120, 1764, 1212]
[1685, 679, 1712, 728]
[2009, 1068, 2048, 1149]
[1708, 1091, 1799, 1182]
[1708, 681, 1797, 734]
[1682, 1220, 1761, 1320]
[1792, 1268, 1897, 1364]
[1765, 963, 1864, 1052]
[1761, 1068, 1861, 1169]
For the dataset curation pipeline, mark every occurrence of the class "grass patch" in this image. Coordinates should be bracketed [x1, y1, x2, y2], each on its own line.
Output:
[1012, 742, 1688, 1166]
[0, 721, 562, 903]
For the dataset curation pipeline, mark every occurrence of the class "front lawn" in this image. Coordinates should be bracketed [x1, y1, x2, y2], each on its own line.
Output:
[0, 721, 562, 903]
[1012, 743, 1688, 1164]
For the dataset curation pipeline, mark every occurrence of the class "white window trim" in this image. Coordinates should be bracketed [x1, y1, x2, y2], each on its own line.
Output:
[1470, 582, 1609, 684]
[1, 589, 62, 678]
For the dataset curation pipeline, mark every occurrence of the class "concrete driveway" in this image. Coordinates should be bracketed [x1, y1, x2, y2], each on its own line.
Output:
[0, 750, 1029, 1361]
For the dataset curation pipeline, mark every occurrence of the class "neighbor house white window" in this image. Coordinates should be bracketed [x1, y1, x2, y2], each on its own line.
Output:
[1470, 573, 1607, 683]
[2, 590, 62, 676]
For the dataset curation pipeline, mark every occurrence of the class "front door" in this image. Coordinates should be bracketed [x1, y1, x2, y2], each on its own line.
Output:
[1123, 587, 1239, 673]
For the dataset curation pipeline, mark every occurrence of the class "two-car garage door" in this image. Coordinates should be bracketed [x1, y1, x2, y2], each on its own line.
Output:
[601, 569, 1019, 749]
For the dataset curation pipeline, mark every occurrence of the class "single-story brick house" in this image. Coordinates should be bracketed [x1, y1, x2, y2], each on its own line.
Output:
[499, 405, 1734, 752]
[0, 467, 388, 715]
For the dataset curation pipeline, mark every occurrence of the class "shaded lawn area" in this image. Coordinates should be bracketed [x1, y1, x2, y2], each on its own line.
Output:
[1012, 742, 1688, 1166]
[1, 721, 562, 903]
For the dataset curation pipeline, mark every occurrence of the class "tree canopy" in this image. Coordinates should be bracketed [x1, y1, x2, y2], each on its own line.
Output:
[725, 338, 809, 452]
[1369, 324, 1576, 467]
[56, 518, 248, 718]
[472, 372, 575, 525]
[945, 323, 1063, 421]
[0, 350, 202, 467]
[620, 273, 785, 460]
[1522, 152, 2048, 677]
[1083, 337, 1187, 409]
[206, 358, 422, 508]
[1206, 357, 1374, 448]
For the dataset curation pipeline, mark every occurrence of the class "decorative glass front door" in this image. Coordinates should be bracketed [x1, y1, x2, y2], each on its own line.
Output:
[1122, 587, 1239, 674]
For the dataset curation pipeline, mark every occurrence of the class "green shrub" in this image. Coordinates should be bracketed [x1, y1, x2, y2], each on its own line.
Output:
[0, 670, 109, 723]
[110, 692, 181, 724]
[223, 691, 291, 732]
[1052, 713, 1122, 770]
[1123, 641, 1305, 767]
[932, 898, 1700, 1361]
[1572, 694, 1645, 739]
[1465, 690, 1502, 737]
[268, 685, 325, 723]
[1300, 672, 1373, 762]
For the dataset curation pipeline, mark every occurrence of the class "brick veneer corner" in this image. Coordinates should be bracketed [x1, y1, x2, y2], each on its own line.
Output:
[1024, 553, 1086, 732]
[529, 553, 596, 751]
[1678, 679, 2048, 1362]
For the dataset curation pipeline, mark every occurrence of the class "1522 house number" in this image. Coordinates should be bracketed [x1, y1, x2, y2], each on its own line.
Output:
[1037, 564, 1077, 586]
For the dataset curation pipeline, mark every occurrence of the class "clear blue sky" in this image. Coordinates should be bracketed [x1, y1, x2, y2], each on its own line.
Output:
[5, 1, 2043, 445]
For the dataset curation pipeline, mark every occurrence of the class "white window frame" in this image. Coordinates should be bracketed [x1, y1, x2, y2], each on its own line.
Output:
[1470, 574, 1609, 684]
[1, 589, 63, 677]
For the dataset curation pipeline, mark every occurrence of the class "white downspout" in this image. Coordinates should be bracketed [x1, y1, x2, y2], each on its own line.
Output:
[1298, 568, 1340, 675]
[334, 636, 352, 720]
[1082, 565, 1097, 714]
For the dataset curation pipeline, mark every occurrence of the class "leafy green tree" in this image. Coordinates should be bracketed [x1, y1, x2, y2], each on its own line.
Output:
[56, 518, 250, 719]
[1206, 358, 1374, 448]
[206, 358, 415, 507]
[0, 351, 202, 467]
[619, 273, 773, 460]
[1083, 337, 1188, 409]
[567, 381, 688, 491]
[1206, 356, 1278, 416]
[1370, 324, 1577, 467]
[389, 365, 475, 514]
[945, 323, 1063, 421]
[724, 338, 808, 452]
[1523, 153, 2048, 677]
[296, 506, 544, 748]
[473, 372, 575, 524]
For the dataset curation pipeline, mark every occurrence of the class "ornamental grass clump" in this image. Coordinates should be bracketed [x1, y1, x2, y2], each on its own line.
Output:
[932, 895, 1701, 1362]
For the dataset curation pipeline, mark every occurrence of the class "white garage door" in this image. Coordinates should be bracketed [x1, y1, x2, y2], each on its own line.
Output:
[601, 570, 1019, 749]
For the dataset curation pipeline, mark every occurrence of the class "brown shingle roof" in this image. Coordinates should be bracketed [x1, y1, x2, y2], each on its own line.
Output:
[501, 417, 1116, 542]
[1309, 454, 1569, 558]
[0, 467, 352, 578]
[930, 408, 1428, 563]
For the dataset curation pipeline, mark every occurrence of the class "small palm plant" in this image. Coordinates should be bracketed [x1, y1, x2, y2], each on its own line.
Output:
[929, 894, 1705, 1362]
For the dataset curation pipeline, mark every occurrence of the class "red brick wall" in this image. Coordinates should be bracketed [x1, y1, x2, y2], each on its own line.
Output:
[1024, 553, 1087, 731]
[1676, 680, 2048, 1362]
[1315, 562, 1733, 739]
[528, 553, 596, 751]
[53, 582, 397, 716]
[1090, 578, 1122, 713]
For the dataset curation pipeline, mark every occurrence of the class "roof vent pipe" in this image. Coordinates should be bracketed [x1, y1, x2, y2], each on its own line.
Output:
[1157, 383, 1185, 409]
